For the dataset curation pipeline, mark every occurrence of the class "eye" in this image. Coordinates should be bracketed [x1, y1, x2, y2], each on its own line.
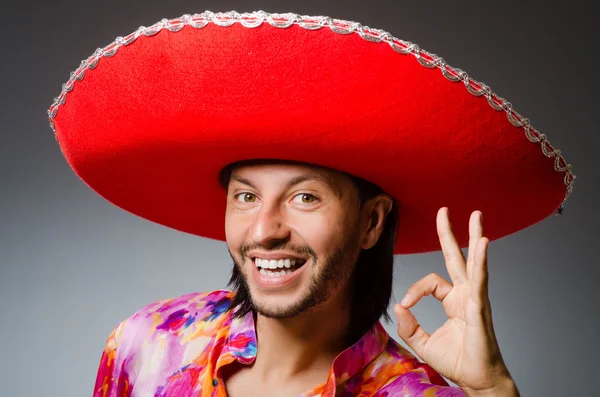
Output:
[292, 193, 319, 205]
[235, 192, 258, 203]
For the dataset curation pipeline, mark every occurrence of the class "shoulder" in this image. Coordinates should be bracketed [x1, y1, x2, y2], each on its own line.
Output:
[124, 289, 235, 325]
[94, 290, 237, 396]
[115, 289, 236, 343]
[104, 289, 237, 350]
[375, 337, 466, 395]
[382, 337, 449, 385]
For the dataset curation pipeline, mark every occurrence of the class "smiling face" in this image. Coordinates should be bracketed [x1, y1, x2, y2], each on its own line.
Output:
[224, 162, 367, 318]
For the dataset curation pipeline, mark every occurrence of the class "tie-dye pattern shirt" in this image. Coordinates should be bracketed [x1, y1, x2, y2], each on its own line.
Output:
[94, 289, 465, 396]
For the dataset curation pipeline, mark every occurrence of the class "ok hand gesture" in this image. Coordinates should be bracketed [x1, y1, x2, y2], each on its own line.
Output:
[394, 208, 519, 396]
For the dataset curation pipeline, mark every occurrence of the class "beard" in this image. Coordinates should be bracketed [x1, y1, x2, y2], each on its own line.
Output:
[227, 227, 362, 319]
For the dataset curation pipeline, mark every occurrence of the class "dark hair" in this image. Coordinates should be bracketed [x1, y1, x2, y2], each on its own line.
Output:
[218, 160, 399, 347]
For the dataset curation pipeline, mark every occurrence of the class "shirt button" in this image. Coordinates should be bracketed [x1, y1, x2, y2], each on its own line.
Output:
[212, 378, 219, 387]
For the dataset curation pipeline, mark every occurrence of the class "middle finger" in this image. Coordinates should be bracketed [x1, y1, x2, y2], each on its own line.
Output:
[467, 210, 483, 280]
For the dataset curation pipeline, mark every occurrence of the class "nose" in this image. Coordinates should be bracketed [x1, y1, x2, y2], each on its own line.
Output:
[248, 201, 290, 248]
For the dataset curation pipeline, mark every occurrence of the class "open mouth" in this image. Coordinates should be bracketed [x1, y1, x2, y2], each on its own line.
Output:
[252, 257, 308, 276]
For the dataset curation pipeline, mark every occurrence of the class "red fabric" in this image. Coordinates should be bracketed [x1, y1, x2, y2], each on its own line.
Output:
[53, 23, 566, 254]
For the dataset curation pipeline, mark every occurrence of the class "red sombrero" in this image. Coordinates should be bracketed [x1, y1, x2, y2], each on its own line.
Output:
[47, 10, 575, 254]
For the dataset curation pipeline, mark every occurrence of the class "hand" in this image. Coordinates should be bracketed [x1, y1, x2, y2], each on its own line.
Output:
[394, 207, 518, 396]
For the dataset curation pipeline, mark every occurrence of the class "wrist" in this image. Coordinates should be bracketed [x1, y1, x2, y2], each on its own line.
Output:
[461, 376, 519, 397]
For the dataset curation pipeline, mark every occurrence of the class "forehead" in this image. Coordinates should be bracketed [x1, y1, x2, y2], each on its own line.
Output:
[229, 162, 352, 194]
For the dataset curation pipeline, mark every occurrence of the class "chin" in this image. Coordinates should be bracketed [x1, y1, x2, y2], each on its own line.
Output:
[249, 286, 305, 311]
[254, 303, 300, 319]
[250, 285, 331, 319]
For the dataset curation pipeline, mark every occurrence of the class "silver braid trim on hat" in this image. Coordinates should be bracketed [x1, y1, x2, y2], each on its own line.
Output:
[47, 10, 575, 214]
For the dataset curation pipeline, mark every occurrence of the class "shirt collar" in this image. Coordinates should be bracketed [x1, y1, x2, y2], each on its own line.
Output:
[226, 308, 257, 364]
[224, 307, 389, 385]
[332, 321, 389, 385]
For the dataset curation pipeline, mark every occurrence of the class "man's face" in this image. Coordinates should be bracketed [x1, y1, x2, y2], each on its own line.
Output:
[225, 162, 364, 318]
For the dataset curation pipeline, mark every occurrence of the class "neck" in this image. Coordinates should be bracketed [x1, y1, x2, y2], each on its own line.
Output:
[251, 289, 352, 385]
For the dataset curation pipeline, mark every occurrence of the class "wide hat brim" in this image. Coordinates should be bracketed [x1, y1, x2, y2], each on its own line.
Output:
[48, 11, 575, 254]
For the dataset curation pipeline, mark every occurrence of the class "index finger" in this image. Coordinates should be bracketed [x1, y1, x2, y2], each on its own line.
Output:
[437, 207, 467, 284]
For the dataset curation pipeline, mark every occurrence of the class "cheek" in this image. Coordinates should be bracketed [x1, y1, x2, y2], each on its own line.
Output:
[289, 211, 348, 250]
[224, 213, 247, 251]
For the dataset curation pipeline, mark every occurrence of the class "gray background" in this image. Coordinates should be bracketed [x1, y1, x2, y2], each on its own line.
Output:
[1, 0, 598, 396]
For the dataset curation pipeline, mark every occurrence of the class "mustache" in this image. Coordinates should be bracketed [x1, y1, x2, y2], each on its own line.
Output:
[239, 243, 318, 263]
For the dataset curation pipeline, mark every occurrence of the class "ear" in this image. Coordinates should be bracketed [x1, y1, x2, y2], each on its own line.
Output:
[361, 194, 394, 250]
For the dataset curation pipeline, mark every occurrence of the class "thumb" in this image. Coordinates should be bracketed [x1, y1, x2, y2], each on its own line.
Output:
[394, 303, 429, 360]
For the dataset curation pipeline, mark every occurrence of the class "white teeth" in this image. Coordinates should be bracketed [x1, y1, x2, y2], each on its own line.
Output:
[259, 268, 293, 277]
[255, 258, 298, 269]
[254, 258, 301, 277]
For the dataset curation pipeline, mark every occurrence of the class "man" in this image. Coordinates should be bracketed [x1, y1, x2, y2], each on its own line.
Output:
[219, 159, 517, 396]
[47, 10, 574, 397]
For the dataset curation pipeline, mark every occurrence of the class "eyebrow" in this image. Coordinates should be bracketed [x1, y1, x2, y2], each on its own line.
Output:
[230, 173, 342, 198]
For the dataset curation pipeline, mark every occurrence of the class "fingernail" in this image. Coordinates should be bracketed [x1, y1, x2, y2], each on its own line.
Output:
[400, 294, 411, 306]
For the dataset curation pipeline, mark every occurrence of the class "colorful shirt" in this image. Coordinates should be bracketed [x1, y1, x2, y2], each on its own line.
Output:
[94, 289, 465, 396]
